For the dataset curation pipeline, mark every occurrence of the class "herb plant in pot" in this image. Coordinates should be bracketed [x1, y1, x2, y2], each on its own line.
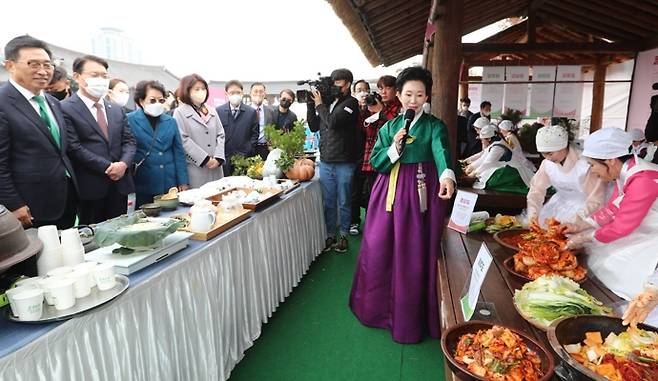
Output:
[265, 121, 315, 181]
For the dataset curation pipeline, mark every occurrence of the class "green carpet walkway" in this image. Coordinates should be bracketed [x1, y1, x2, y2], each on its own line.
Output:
[229, 232, 445, 381]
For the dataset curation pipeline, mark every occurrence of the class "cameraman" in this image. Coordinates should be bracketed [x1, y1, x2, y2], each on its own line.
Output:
[308, 68, 360, 253]
[359, 75, 402, 210]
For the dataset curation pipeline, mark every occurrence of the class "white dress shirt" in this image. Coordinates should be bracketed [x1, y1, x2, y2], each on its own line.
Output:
[252, 103, 266, 143]
[9, 78, 59, 128]
[77, 90, 108, 123]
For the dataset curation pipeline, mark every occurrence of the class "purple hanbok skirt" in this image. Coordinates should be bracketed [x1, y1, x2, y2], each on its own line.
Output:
[349, 161, 447, 344]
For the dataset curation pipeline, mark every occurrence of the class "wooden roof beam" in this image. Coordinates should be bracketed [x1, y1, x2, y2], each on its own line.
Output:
[462, 41, 641, 54]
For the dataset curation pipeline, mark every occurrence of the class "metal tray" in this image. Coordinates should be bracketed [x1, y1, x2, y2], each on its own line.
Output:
[6, 274, 130, 323]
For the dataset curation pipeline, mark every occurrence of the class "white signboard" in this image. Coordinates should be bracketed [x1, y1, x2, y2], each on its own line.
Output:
[460, 243, 494, 321]
[448, 190, 479, 234]
[530, 66, 557, 118]
[554, 65, 584, 118]
[482, 67, 505, 117]
[504, 67, 529, 115]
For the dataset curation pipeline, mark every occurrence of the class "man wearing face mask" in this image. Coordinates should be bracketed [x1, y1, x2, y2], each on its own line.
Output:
[307, 68, 360, 253]
[274, 89, 298, 132]
[61, 55, 136, 224]
[46, 66, 71, 101]
[250, 82, 276, 160]
[216, 80, 259, 175]
[463, 100, 492, 157]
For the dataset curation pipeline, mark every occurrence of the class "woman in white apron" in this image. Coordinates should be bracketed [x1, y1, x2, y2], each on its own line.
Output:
[464, 125, 535, 194]
[565, 128, 658, 311]
[527, 125, 605, 226]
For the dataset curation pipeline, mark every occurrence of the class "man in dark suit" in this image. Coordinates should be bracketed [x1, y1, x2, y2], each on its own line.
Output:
[250, 82, 276, 160]
[62, 55, 136, 224]
[216, 80, 259, 175]
[0, 35, 79, 229]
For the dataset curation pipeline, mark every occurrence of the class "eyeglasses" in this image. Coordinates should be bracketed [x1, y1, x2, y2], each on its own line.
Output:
[82, 72, 110, 79]
[146, 98, 166, 104]
[16, 60, 54, 71]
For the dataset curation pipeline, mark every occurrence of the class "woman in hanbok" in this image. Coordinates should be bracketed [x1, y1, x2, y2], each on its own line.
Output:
[527, 125, 605, 225]
[464, 125, 535, 194]
[566, 128, 658, 307]
[349, 66, 455, 344]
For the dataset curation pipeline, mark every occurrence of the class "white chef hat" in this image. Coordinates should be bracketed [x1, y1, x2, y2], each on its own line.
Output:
[629, 128, 645, 142]
[583, 128, 632, 160]
[473, 117, 489, 129]
[479, 125, 496, 139]
[498, 120, 514, 131]
[536, 125, 569, 152]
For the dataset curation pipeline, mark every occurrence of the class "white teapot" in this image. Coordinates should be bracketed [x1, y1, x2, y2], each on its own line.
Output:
[189, 200, 217, 232]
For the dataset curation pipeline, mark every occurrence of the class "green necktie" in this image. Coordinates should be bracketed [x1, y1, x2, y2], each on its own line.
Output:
[33, 95, 61, 148]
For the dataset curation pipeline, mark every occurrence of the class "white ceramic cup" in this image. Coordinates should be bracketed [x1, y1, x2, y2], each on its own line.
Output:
[47, 266, 73, 278]
[60, 228, 85, 266]
[37, 225, 61, 252]
[37, 277, 62, 306]
[47, 279, 76, 310]
[11, 288, 44, 321]
[190, 209, 216, 232]
[66, 269, 91, 298]
[6, 285, 39, 317]
[73, 262, 98, 287]
[93, 263, 116, 291]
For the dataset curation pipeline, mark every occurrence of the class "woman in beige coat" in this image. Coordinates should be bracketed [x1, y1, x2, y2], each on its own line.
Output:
[173, 74, 226, 188]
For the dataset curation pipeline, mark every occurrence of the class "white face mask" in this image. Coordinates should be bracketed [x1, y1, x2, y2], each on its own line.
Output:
[144, 102, 165, 117]
[251, 95, 263, 106]
[191, 90, 207, 105]
[355, 91, 368, 101]
[111, 91, 129, 107]
[84, 77, 110, 99]
[482, 110, 491, 117]
[229, 94, 242, 107]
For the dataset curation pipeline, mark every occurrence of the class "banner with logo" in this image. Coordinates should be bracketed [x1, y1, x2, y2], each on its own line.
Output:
[504, 66, 529, 115]
[529, 66, 556, 118]
[554, 65, 583, 118]
[481, 67, 505, 117]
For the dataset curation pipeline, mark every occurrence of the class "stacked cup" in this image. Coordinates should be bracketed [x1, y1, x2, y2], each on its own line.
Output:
[36, 225, 63, 276]
[60, 228, 85, 266]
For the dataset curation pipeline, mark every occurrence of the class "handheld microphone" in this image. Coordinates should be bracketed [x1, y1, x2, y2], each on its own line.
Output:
[399, 109, 416, 153]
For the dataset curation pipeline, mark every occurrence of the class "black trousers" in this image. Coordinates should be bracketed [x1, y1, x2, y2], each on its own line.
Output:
[78, 183, 128, 225]
[362, 171, 378, 210]
[350, 164, 365, 225]
[255, 144, 269, 161]
[32, 178, 77, 230]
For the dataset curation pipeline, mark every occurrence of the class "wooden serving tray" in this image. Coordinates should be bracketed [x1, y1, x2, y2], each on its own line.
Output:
[173, 208, 252, 241]
[207, 187, 283, 211]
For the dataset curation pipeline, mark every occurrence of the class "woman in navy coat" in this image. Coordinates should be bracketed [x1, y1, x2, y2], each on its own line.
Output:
[127, 80, 189, 207]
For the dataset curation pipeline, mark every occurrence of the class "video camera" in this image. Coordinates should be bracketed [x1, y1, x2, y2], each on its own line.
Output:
[296, 74, 339, 105]
[364, 92, 382, 107]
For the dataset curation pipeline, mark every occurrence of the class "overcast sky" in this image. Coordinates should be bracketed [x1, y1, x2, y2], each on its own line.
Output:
[1, 0, 497, 81]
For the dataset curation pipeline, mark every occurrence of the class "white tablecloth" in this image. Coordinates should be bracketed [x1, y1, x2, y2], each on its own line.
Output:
[0, 181, 325, 380]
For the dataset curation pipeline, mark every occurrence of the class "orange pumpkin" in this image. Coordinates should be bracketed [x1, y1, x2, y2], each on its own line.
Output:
[285, 159, 315, 181]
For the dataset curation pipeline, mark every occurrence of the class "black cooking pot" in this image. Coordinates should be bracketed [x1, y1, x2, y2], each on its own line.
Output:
[547, 315, 658, 381]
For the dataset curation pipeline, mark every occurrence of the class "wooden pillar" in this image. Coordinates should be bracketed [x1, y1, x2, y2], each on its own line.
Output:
[590, 59, 607, 133]
[431, 0, 463, 166]
[458, 63, 469, 101]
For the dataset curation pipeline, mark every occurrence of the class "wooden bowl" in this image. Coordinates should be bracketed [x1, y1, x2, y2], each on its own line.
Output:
[441, 321, 555, 381]
[493, 229, 530, 251]
[503, 257, 587, 284]
[547, 315, 658, 381]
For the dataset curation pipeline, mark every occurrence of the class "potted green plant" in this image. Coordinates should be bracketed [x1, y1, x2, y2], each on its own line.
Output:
[265, 121, 315, 181]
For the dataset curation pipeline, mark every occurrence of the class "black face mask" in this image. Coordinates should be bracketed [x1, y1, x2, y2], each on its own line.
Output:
[280, 99, 292, 109]
[330, 85, 343, 98]
[49, 89, 69, 101]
